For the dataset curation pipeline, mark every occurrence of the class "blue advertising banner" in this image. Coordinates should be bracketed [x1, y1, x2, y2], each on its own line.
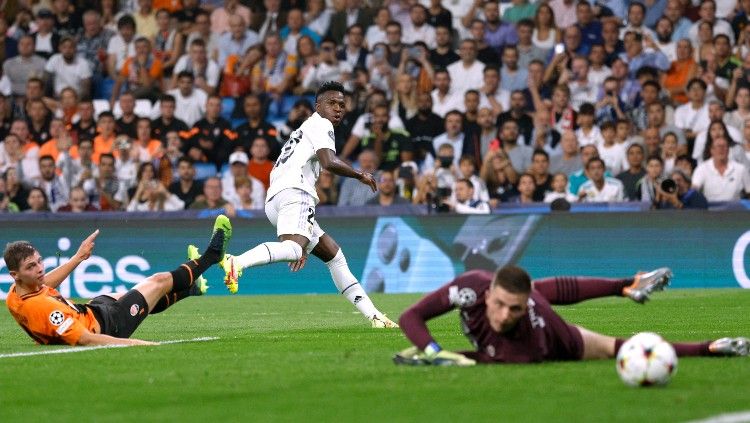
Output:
[1, 211, 748, 299]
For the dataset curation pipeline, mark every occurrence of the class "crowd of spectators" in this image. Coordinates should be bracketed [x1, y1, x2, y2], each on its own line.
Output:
[1, 0, 750, 216]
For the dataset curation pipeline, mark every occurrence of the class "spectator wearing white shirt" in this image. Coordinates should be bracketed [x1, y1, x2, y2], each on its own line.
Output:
[692, 103, 743, 164]
[171, 39, 220, 96]
[302, 38, 353, 92]
[106, 15, 137, 78]
[598, 121, 626, 176]
[565, 56, 597, 111]
[577, 157, 625, 202]
[688, 0, 735, 45]
[674, 78, 711, 142]
[692, 136, 750, 201]
[365, 7, 390, 48]
[574, 104, 604, 147]
[431, 69, 464, 118]
[165, 72, 207, 127]
[447, 39, 485, 95]
[587, 45, 612, 87]
[402, 4, 436, 49]
[446, 178, 490, 214]
[44, 36, 92, 99]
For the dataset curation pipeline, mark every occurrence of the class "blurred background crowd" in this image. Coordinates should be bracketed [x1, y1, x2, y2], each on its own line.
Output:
[0, 0, 749, 216]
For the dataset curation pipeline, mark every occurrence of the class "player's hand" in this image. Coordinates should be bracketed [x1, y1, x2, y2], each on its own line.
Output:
[288, 253, 308, 272]
[75, 229, 99, 261]
[426, 350, 476, 366]
[358, 171, 377, 192]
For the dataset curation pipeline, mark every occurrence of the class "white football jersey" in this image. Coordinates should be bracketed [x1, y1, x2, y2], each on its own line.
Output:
[266, 112, 336, 204]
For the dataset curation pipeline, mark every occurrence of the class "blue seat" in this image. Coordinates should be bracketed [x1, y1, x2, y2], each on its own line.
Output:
[221, 97, 235, 122]
[194, 162, 218, 181]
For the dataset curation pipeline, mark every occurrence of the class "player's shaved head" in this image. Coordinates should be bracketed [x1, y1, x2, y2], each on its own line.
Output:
[3, 241, 38, 271]
[492, 265, 532, 294]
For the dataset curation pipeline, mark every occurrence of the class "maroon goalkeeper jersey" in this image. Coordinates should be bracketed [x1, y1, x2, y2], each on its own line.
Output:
[399, 270, 584, 363]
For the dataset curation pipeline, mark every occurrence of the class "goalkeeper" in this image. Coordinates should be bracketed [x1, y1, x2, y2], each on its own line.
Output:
[394, 265, 749, 366]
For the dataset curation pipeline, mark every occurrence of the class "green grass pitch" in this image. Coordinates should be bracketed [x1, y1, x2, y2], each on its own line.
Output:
[1, 289, 749, 422]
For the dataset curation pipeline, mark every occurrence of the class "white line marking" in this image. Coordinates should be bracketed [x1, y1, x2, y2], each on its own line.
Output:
[686, 411, 750, 423]
[0, 336, 219, 359]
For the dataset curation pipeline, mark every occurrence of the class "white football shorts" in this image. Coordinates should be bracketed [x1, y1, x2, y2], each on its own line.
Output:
[265, 188, 325, 253]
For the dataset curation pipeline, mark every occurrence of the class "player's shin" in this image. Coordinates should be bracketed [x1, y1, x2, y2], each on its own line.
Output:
[616, 338, 713, 357]
[326, 249, 382, 319]
[169, 255, 215, 291]
[235, 240, 303, 269]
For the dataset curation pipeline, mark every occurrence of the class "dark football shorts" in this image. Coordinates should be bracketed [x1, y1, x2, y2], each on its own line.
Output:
[87, 290, 149, 339]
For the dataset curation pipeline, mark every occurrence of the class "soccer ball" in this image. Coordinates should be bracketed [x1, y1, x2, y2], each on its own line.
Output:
[616, 332, 678, 387]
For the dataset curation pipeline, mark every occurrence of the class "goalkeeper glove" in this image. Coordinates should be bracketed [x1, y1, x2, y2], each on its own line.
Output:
[425, 350, 477, 367]
[393, 346, 429, 366]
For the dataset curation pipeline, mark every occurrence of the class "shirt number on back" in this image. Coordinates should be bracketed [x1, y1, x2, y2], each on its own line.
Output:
[274, 129, 303, 168]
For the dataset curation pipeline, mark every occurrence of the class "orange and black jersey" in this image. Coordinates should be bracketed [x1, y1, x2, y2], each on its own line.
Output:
[5, 284, 101, 345]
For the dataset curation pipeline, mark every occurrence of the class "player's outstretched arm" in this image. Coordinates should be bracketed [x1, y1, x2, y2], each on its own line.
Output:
[78, 330, 158, 346]
[44, 230, 100, 289]
[316, 148, 377, 192]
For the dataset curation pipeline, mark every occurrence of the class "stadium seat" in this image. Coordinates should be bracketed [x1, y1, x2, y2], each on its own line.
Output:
[194, 162, 219, 181]
[221, 97, 235, 122]
[92, 99, 111, 119]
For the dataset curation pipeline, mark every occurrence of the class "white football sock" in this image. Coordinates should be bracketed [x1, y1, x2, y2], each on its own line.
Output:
[326, 249, 381, 319]
[235, 240, 303, 269]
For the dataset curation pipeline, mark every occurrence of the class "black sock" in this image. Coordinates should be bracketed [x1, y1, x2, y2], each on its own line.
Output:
[169, 255, 213, 291]
[150, 289, 192, 314]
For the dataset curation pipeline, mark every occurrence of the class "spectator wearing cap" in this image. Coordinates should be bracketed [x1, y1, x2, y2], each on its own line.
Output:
[44, 36, 92, 99]
[111, 37, 163, 105]
[692, 136, 750, 201]
[365, 169, 410, 206]
[222, 150, 265, 209]
[217, 15, 260, 68]
[3, 35, 45, 98]
[106, 15, 137, 79]
[165, 71, 207, 127]
[32, 9, 58, 60]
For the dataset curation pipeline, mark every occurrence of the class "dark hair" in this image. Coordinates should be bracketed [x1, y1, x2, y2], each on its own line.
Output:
[137, 162, 156, 182]
[98, 111, 114, 120]
[600, 121, 616, 131]
[27, 187, 49, 211]
[517, 18, 534, 29]
[586, 157, 605, 169]
[160, 94, 176, 104]
[532, 149, 549, 160]
[704, 120, 736, 161]
[117, 14, 136, 30]
[492, 265, 532, 294]
[38, 154, 55, 165]
[457, 178, 474, 189]
[687, 78, 707, 91]
[316, 81, 345, 101]
[3, 241, 38, 272]
[189, 38, 206, 48]
[647, 155, 664, 165]
[177, 156, 194, 167]
[176, 70, 194, 80]
[627, 143, 644, 155]
[628, 2, 646, 14]
[642, 80, 661, 91]
[100, 153, 116, 164]
[385, 21, 402, 30]
[578, 103, 595, 115]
